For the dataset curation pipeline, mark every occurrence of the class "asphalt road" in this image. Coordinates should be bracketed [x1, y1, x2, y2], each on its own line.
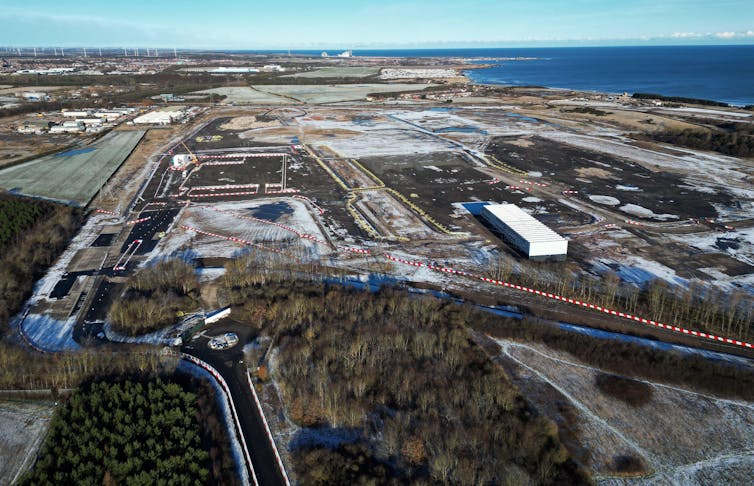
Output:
[183, 321, 286, 486]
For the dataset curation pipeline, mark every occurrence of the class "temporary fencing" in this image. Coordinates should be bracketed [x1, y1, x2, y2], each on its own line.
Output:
[383, 254, 753, 350]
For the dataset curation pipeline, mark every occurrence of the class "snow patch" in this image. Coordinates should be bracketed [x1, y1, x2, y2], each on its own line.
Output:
[619, 203, 679, 221]
[589, 195, 620, 206]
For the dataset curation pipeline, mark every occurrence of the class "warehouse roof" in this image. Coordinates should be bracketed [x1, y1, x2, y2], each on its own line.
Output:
[482, 203, 567, 244]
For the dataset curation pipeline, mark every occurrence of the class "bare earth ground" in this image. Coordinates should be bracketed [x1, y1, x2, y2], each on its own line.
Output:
[494, 339, 754, 485]
[0, 400, 55, 485]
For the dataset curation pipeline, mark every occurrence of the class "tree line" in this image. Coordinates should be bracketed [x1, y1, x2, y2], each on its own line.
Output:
[0, 194, 83, 334]
[109, 259, 200, 336]
[19, 374, 238, 486]
[223, 268, 589, 485]
[488, 255, 754, 341]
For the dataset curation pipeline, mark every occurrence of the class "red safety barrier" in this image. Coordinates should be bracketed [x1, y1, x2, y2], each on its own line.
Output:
[183, 355, 259, 486]
[95, 208, 119, 216]
[197, 153, 286, 159]
[202, 160, 246, 166]
[383, 254, 754, 350]
[520, 179, 549, 187]
[292, 195, 325, 215]
[246, 371, 291, 486]
[625, 219, 643, 226]
[181, 225, 286, 255]
[126, 216, 151, 225]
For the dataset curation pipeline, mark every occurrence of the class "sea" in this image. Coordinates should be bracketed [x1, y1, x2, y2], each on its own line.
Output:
[262, 45, 754, 106]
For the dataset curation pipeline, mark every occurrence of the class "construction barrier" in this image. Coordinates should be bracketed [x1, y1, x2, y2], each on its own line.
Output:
[383, 254, 754, 350]
[197, 153, 286, 159]
[246, 371, 291, 486]
[520, 179, 549, 188]
[292, 195, 325, 215]
[625, 219, 643, 226]
[126, 216, 151, 225]
[94, 208, 119, 216]
[113, 239, 142, 271]
[181, 225, 287, 256]
[182, 355, 258, 486]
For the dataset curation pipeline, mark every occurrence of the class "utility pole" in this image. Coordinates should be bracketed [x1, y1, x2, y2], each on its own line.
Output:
[281, 155, 287, 190]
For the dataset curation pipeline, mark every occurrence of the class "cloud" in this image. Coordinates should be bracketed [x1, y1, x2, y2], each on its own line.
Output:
[671, 32, 701, 38]
[715, 31, 737, 39]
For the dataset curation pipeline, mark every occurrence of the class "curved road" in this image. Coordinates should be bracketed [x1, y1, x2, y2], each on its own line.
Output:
[182, 322, 286, 486]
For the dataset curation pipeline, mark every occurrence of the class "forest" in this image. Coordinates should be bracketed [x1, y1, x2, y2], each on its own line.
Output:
[109, 259, 200, 336]
[487, 255, 754, 342]
[222, 261, 589, 485]
[0, 194, 82, 333]
[19, 374, 238, 485]
[645, 125, 754, 157]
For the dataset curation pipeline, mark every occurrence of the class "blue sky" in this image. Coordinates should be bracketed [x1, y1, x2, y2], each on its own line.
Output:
[1, 1, 752, 48]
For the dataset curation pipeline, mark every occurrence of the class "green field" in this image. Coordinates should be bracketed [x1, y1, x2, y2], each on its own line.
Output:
[282, 66, 381, 78]
[0, 130, 145, 206]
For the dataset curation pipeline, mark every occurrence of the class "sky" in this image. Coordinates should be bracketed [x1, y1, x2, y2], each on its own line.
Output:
[1, 1, 753, 49]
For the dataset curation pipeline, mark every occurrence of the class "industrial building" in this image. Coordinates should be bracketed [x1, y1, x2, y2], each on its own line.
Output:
[481, 203, 568, 261]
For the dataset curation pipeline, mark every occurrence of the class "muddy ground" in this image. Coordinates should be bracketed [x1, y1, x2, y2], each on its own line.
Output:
[487, 135, 734, 220]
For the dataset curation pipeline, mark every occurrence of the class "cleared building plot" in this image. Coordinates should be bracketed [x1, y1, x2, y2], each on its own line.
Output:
[0, 130, 145, 206]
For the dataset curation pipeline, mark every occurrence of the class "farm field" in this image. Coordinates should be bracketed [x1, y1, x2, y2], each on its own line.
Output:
[282, 66, 381, 78]
[0, 130, 145, 206]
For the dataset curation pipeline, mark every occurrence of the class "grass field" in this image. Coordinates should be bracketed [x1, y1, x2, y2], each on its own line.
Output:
[0, 130, 145, 206]
[257, 84, 436, 104]
[282, 66, 381, 78]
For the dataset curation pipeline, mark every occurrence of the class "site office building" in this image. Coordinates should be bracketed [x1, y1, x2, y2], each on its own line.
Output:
[481, 203, 568, 261]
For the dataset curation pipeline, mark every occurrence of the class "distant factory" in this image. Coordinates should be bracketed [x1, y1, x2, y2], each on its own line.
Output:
[481, 203, 568, 261]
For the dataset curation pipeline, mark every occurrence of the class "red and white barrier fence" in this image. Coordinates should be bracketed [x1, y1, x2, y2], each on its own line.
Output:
[205, 207, 332, 249]
[198, 153, 286, 159]
[562, 190, 579, 196]
[181, 225, 286, 255]
[202, 160, 246, 166]
[624, 219, 643, 226]
[182, 355, 258, 486]
[94, 208, 119, 216]
[187, 191, 261, 198]
[292, 195, 325, 215]
[384, 254, 754, 350]
[246, 371, 291, 486]
[113, 239, 143, 271]
[192, 184, 260, 191]
[520, 179, 549, 188]
[126, 216, 151, 225]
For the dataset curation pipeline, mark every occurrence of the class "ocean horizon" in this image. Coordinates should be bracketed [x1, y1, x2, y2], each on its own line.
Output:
[240, 45, 754, 106]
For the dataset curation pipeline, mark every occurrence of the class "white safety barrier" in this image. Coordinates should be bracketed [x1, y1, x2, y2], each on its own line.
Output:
[383, 254, 754, 350]
[182, 355, 258, 486]
[291, 195, 325, 215]
[125, 216, 151, 225]
[246, 371, 291, 486]
[181, 225, 286, 255]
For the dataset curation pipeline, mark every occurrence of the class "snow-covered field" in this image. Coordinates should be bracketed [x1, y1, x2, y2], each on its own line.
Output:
[16, 213, 113, 351]
[0, 400, 55, 485]
[153, 198, 330, 262]
[319, 128, 457, 157]
[496, 339, 754, 485]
